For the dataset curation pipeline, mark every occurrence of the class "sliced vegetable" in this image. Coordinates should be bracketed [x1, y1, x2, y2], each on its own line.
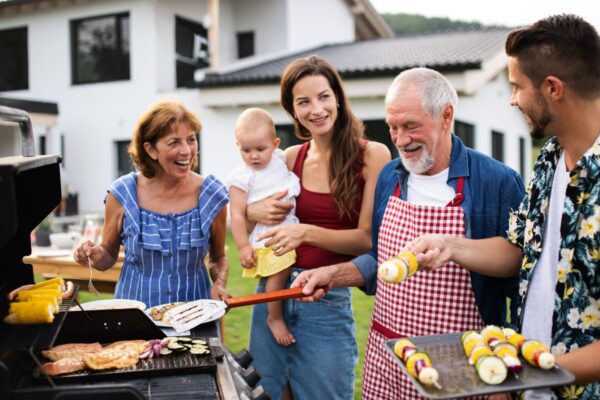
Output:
[475, 355, 508, 385]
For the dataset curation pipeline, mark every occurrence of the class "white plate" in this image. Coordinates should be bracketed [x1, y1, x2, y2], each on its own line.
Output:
[146, 300, 226, 327]
[70, 299, 147, 311]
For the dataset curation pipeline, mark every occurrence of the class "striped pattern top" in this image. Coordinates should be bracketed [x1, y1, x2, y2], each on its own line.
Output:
[108, 172, 229, 308]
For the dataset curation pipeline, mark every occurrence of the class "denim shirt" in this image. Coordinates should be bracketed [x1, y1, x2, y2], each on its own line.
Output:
[353, 135, 525, 325]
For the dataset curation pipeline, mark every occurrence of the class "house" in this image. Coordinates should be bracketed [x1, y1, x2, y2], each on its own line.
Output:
[0, 0, 391, 214]
[0, 0, 528, 215]
[195, 28, 531, 187]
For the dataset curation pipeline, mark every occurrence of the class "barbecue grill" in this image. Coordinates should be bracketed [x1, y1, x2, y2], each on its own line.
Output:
[0, 105, 268, 399]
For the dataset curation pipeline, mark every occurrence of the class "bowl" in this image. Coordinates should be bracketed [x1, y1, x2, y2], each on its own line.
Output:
[49, 232, 81, 249]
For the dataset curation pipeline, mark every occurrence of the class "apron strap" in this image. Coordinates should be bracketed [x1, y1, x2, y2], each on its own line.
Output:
[393, 176, 465, 207]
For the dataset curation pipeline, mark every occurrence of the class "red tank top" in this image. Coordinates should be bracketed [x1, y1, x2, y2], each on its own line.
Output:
[292, 141, 365, 269]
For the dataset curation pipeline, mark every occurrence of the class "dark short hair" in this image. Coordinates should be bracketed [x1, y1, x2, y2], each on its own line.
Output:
[505, 14, 600, 99]
[129, 101, 201, 178]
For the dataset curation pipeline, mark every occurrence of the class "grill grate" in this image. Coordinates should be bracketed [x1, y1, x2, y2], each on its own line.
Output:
[34, 341, 216, 382]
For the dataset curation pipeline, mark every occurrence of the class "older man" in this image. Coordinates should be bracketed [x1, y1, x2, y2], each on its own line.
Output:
[407, 15, 600, 400]
[292, 67, 524, 399]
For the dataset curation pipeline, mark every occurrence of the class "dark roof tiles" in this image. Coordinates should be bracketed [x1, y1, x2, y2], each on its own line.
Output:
[196, 27, 511, 87]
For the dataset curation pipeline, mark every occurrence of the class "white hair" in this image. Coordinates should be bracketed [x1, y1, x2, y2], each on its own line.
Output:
[385, 67, 458, 119]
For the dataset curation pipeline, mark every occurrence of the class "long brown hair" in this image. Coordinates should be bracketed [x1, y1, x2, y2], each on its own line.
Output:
[280, 55, 365, 218]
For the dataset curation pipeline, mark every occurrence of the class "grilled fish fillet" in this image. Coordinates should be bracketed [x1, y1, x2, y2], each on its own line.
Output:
[40, 357, 87, 376]
[84, 347, 139, 370]
[42, 342, 102, 361]
[105, 340, 149, 355]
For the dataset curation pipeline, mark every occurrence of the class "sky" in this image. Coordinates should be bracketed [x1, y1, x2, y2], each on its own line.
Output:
[370, 0, 600, 32]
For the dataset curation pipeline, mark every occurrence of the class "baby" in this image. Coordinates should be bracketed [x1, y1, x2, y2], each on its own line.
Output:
[228, 108, 300, 346]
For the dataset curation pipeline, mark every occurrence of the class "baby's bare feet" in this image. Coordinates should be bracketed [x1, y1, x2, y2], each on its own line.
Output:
[267, 315, 296, 346]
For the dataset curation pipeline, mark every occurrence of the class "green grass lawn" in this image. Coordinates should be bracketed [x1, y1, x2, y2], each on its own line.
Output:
[71, 232, 375, 399]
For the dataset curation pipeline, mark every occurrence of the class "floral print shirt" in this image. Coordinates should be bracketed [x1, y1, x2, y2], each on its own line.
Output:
[508, 136, 600, 400]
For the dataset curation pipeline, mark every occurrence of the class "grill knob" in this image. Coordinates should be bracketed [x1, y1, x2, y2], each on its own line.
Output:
[241, 365, 260, 388]
[234, 348, 253, 369]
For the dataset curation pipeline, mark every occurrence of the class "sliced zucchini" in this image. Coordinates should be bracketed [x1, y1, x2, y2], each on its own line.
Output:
[160, 348, 173, 356]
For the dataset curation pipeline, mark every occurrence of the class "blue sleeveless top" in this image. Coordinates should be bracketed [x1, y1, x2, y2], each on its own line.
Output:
[107, 172, 229, 308]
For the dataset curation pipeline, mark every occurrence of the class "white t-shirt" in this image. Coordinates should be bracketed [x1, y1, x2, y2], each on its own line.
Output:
[522, 151, 569, 400]
[407, 168, 455, 206]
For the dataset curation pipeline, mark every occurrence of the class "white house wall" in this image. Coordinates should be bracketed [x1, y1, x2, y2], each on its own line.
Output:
[287, 0, 355, 51]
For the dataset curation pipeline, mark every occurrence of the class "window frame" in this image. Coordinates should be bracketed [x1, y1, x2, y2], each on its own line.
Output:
[175, 15, 209, 88]
[236, 31, 255, 59]
[0, 26, 29, 92]
[70, 12, 130, 85]
[491, 130, 505, 162]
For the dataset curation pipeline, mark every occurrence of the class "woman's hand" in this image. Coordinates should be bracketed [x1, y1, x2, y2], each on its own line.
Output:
[239, 246, 256, 268]
[257, 224, 307, 256]
[73, 240, 107, 269]
[246, 190, 294, 226]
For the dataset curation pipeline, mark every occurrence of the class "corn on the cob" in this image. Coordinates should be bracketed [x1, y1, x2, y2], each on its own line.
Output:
[31, 277, 65, 290]
[16, 287, 62, 304]
[5, 301, 55, 324]
[14, 293, 59, 313]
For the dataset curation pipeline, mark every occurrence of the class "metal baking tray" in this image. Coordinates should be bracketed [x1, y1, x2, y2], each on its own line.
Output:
[384, 332, 574, 399]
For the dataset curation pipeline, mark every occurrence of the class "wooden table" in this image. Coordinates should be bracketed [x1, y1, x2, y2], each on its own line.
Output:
[23, 249, 124, 293]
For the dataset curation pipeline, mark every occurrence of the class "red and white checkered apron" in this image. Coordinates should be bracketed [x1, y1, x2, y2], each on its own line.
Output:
[362, 179, 485, 400]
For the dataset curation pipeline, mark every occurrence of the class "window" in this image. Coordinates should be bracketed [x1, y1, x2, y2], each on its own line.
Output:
[364, 119, 399, 159]
[71, 13, 130, 84]
[519, 137, 526, 178]
[176, 16, 209, 87]
[237, 31, 255, 59]
[491, 130, 505, 162]
[275, 124, 302, 150]
[38, 135, 47, 155]
[0, 27, 28, 91]
[454, 120, 475, 148]
[116, 140, 135, 177]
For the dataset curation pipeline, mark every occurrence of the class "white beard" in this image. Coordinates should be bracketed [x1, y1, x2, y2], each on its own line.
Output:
[399, 145, 434, 174]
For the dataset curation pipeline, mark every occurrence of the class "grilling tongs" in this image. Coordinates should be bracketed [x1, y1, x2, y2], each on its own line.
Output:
[165, 286, 325, 333]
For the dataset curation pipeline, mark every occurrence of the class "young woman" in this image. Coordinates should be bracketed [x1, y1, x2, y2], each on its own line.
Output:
[247, 56, 390, 399]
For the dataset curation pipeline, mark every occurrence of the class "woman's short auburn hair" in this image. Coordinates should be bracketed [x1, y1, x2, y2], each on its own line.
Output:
[128, 101, 201, 178]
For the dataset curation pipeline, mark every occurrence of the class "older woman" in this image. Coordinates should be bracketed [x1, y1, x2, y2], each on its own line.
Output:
[74, 100, 229, 307]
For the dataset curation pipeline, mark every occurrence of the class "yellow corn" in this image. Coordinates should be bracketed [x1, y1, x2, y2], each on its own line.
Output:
[6, 301, 54, 324]
[31, 277, 64, 290]
[16, 287, 62, 304]
[14, 294, 58, 313]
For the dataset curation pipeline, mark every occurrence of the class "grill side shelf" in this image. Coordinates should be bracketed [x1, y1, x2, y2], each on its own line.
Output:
[0, 285, 79, 351]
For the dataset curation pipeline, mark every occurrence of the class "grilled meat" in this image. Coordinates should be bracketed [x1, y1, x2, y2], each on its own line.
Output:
[42, 342, 102, 361]
[40, 357, 87, 376]
[84, 347, 140, 370]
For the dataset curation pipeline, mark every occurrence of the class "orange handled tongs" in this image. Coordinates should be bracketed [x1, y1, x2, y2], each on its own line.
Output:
[165, 286, 326, 333]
